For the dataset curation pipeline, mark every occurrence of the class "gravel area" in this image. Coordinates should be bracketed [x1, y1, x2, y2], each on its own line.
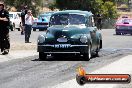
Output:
[10, 43, 36, 50]
[0, 29, 132, 88]
[9, 31, 42, 50]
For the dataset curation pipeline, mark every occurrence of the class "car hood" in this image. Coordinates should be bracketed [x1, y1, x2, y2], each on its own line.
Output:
[47, 25, 89, 38]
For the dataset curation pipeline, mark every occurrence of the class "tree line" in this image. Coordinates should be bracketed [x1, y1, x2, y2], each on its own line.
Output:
[51, 0, 129, 19]
[2, 0, 43, 16]
[2, 0, 129, 18]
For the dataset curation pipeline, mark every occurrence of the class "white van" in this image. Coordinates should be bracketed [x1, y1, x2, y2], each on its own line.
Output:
[9, 12, 21, 31]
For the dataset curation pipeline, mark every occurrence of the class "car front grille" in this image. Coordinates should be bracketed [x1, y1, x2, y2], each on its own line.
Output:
[128, 26, 132, 29]
[37, 23, 48, 25]
[119, 26, 132, 29]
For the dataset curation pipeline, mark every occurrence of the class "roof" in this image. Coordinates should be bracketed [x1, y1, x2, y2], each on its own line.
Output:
[40, 12, 55, 16]
[52, 10, 93, 16]
[9, 12, 21, 14]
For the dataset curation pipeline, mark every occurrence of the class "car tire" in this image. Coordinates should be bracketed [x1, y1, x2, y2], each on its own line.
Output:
[17, 28, 20, 31]
[39, 29, 44, 31]
[39, 52, 47, 60]
[83, 44, 91, 61]
[99, 40, 102, 49]
[122, 33, 125, 35]
[76, 75, 86, 85]
[33, 29, 36, 31]
[116, 32, 120, 35]
[95, 46, 99, 57]
[94, 39, 102, 57]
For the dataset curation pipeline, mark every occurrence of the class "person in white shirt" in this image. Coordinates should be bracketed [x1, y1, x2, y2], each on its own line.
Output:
[25, 10, 34, 43]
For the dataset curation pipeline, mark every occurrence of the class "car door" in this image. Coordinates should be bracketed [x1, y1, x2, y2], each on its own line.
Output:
[88, 16, 97, 50]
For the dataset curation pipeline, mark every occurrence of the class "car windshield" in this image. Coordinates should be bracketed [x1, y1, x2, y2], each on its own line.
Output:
[123, 19, 132, 24]
[9, 14, 13, 19]
[50, 14, 85, 25]
[38, 14, 51, 20]
[116, 19, 132, 24]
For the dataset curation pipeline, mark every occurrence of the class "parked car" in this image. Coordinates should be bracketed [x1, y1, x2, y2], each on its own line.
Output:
[32, 12, 54, 31]
[37, 10, 102, 60]
[9, 12, 21, 31]
[115, 18, 132, 35]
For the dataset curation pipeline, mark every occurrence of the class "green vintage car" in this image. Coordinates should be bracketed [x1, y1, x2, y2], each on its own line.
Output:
[37, 10, 102, 60]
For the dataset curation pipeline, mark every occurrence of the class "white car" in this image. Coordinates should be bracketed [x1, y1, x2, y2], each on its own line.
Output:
[9, 12, 21, 31]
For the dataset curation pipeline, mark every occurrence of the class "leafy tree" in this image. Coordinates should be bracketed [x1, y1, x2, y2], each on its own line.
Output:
[53, 0, 118, 19]
[102, 1, 118, 19]
[4, 0, 43, 16]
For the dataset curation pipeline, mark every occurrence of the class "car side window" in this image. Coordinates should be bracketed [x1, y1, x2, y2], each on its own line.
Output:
[87, 16, 92, 27]
[86, 17, 89, 27]
[88, 16, 95, 27]
[92, 16, 95, 26]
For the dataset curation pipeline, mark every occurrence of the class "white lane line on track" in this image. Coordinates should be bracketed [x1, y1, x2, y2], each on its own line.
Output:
[0, 50, 38, 63]
[51, 55, 132, 88]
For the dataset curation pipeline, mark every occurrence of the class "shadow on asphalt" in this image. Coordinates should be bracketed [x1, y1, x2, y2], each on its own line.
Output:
[31, 54, 96, 61]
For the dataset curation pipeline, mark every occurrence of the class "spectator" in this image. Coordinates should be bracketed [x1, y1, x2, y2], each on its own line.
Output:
[0, 2, 10, 55]
[25, 10, 34, 43]
[20, 5, 28, 35]
[96, 14, 102, 30]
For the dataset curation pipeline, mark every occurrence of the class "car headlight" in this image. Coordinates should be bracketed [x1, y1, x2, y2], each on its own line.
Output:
[38, 35, 45, 43]
[80, 36, 88, 43]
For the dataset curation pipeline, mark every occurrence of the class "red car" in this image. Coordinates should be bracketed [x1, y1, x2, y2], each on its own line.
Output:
[115, 18, 132, 35]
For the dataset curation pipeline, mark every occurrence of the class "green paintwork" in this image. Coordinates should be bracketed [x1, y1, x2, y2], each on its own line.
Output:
[37, 10, 102, 57]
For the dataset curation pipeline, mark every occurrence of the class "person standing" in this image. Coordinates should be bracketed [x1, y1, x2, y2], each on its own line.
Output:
[0, 2, 10, 55]
[20, 6, 28, 35]
[96, 14, 102, 30]
[25, 10, 34, 43]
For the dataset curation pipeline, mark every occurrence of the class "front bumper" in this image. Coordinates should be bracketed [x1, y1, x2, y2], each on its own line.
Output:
[32, 25, 48, 29]
[116, 29, 132, 34]
[37, 44, 88, 54]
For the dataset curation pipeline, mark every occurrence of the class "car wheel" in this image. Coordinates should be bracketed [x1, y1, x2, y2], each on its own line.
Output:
[95, 45, 99, 57]
[116, 32, 120, 35]
[17, 28, 20, 31]
[83, 44, 91, 61]
[39, 29, 44, 31]
[99, 40, 102, 49]
[39, 52, 47, 60]
[33, 29, 36, 31]
[76, 75, 86, 85]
